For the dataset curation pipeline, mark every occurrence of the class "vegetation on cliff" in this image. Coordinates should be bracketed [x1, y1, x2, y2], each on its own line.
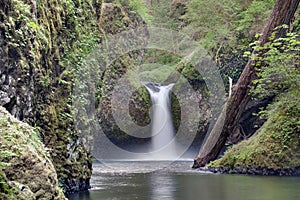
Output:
[209, 30, 300, 172]
[193, 0, 299, 168]
[0, 0, 150, 194]
[0, 0, 104, 193]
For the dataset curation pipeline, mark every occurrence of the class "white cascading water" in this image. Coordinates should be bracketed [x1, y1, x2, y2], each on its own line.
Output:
[144, 83, 178, 159]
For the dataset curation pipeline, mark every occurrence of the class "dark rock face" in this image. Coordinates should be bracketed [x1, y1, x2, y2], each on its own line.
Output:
[207, 166, 300, 176]
[0, 0, 91, 193]
[171, 0, 188, 16]
[61, 178, 91, 194]
[0, 0, 35, 123]
[0, 0, 101, 193]
[228, 96, 273, 144]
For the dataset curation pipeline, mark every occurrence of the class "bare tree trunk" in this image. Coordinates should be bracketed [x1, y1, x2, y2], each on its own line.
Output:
[193, 0, 300, 168]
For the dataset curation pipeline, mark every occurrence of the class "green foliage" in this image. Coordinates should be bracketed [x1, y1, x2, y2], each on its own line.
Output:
[129, 0, 153, 24]
[0, 0, 100, 192]
[62, 33, 99, 74]
[251, 31, 300, 100]
[146, 0, 180, 29]
[0, 106, 67, 199]
[139, 63, 176, 82]
[210, 89, 300, 169]
[182, 0, 275, 90]
[210, 30, 300, 170]
[184, 0, 275, 49]
[140, 50, 181, 82]
[236, 0, 275, 37]
[183, 0, 239, 49]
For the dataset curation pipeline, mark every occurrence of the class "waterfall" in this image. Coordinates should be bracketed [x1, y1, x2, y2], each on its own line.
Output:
[144, 82, 178, 159]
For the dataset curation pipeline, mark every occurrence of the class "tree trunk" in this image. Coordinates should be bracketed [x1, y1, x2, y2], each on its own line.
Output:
[193, 0, 300, 168]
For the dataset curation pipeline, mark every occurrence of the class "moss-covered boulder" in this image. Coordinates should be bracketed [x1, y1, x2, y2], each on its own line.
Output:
[0, 106, 66, 199]
[209, 91, 300, 175]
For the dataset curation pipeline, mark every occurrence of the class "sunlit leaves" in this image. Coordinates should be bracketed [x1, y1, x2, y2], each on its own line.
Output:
[251, 31, 300, 99]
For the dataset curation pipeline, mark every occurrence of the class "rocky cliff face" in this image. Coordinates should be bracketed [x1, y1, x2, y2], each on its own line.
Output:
[0, 0, 146, 194]
[97, 2, 150, 146]
[0, 0, 101, 193]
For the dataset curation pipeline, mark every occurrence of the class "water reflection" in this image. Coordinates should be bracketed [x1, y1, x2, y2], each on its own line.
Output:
[68, 162, 300, 200]
[149, 174, 175, 200]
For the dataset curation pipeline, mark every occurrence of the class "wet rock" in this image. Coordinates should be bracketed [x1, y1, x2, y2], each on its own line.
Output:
[61, 178, 91, 194]
[207, 166, 300, 176]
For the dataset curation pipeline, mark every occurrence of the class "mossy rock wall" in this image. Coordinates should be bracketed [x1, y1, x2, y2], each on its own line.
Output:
[0, 0, 147, 194]
[0, 0, 103, 193]
[96, 2, 152, 145]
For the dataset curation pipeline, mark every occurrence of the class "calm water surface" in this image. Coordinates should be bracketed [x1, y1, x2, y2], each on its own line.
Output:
[68, 161, 300, 200]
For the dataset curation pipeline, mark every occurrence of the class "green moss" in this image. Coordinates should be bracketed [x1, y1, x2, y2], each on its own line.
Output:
[32, 0, 101, 192]
[210, 90, 300, 170]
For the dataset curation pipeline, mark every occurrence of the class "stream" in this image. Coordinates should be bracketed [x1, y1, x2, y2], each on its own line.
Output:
[68, 161, 300, 200]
